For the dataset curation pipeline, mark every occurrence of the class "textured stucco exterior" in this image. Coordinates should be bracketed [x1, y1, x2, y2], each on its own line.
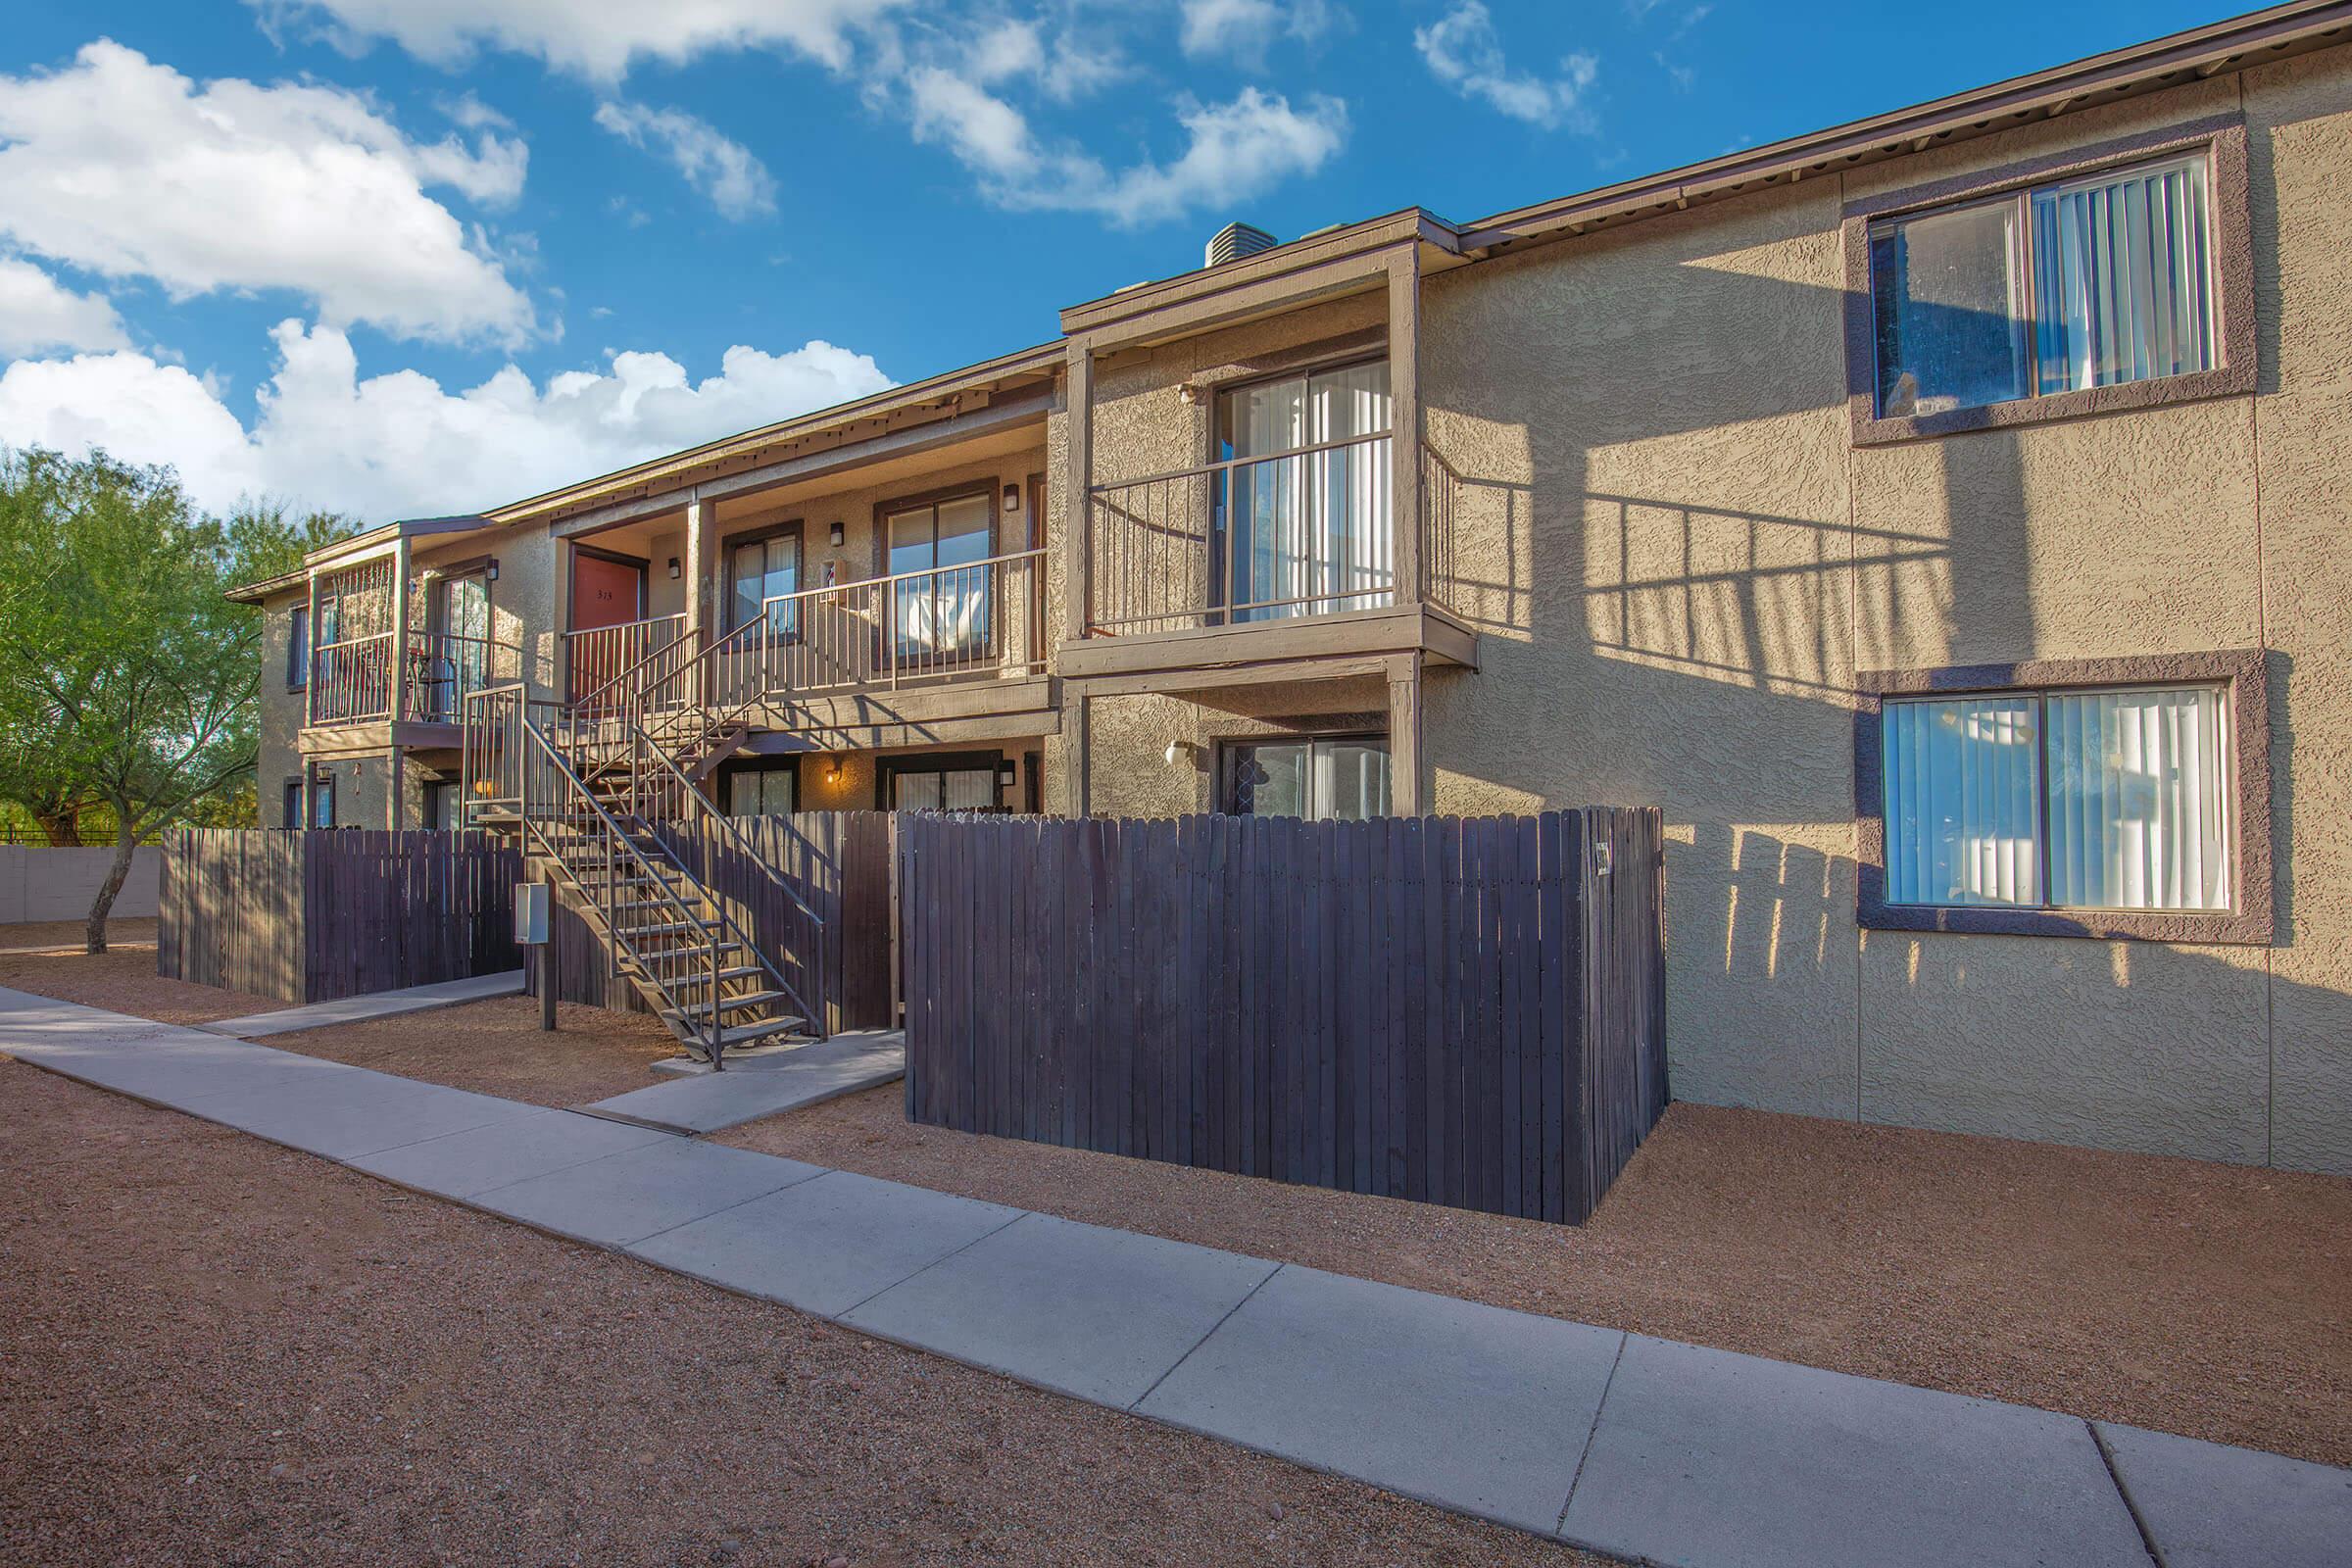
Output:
[248, 29, 2352, 1174]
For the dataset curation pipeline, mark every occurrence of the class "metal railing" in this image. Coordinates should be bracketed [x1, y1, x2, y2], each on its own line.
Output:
[730, 548, 1047, 697]
[458, 683, 819, 1060]
[308, 632, 397, 723]
[565, 613, 686, 708]
[1085, 431, 1399, 635]
[404, 632, 522, 722]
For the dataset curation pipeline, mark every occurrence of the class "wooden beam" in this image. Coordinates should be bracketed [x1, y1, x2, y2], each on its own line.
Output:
[1064, 343, 1094, 644]
[1061, 692, 1090, 818]
[1388, 652, 1424, 816]
[386, 535, 413, 734]
[1389, 250, 1425, 607]
[302, 567, 322, 729]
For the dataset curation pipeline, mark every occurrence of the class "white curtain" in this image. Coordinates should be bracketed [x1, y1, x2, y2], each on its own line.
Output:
[2033, 155, 2213, 393]
[1883, 696, 2041, 906]
[2044, 686, 2230, 910]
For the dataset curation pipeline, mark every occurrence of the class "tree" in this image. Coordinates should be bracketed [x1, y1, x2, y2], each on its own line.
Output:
[0, 448, 347, 951]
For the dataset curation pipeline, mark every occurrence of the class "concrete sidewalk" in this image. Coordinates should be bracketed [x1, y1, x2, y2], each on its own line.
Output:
[579, 1028, 906, 1134]
[4, 984, 2344, 1568]
[199, 971, 525, 1038]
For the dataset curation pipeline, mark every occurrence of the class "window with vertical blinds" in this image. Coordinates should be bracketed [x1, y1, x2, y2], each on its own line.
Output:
[1882, 683, 2230, 912]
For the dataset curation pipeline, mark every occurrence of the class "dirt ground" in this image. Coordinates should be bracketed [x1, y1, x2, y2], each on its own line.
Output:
[723, 1087, 2352, 1470]
[0, 1060, 1615, 1568]
[262, 996, 685, 1107]
[0, 927, 266, 1026]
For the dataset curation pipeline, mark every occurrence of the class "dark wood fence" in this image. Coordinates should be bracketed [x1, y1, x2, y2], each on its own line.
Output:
[900, 808, 1667, 1224]
[532, 810, 898, 1034]
[160, 830, 523, 1004]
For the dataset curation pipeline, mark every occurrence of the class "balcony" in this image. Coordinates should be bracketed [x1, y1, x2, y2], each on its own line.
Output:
[1067, 435, 1474, 685]
[308, 631, 523, 729]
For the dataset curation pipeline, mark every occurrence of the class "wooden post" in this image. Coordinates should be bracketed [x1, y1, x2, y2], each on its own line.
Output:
[1388, 250, 1425, 607]
[682, 492, 713, 706]
[388, 534, 413, 725]
[302, 567, 323, 729]
[1388, 653, 1424, 816]
[538, 871, 559, 1032]
[1061, 690, 1090, 818]
[1063, 342, 1094, 644]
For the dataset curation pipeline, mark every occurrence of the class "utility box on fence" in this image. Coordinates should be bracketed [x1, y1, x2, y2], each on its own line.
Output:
[514, 882, 549, 947]
[897, 808, 1668, 1225]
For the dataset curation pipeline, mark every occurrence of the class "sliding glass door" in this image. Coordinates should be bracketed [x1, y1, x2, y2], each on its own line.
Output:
[885, 492, 993, 660]
[1223, 735, 1392, 820]
[1216, 361, 1394, 622]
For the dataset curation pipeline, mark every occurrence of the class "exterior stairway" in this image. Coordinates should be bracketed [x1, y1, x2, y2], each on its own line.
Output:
[458, 614, 824, 1067]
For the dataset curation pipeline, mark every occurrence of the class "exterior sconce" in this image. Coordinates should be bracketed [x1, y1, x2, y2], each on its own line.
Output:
[828, 520, 845, 546]
[1163, 739, 1203, 767]
[1177, 381, 1203, 406]
[1002, 484, 1020, 513]
[484, 561, 499, 581]
[824, 758, 843, 783]
[666, 557, 680, 579]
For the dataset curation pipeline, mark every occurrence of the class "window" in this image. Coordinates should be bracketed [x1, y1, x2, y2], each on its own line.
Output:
[1882, 684, 2230, 912]
[725, 763, 797, 818]
[287, 606, 309, 689]
[727, 527, 801, 634]
[306, 770, 336, 829]
[880, 753, 1004, 812]
[1870, 153, 2215, 418]
[282, 777, 303, 828]
[422, 781, 457, 832]
[1223, 735, 1391, 821]
[1216, 360, 1393, 621]
[883, 492, 993, 659]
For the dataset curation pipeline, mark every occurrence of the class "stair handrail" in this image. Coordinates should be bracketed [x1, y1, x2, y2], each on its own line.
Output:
[569, 617, 700, 714]
[625, 719, 827, 1044]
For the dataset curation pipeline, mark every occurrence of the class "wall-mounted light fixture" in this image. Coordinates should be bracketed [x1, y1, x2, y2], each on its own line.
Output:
[484, 561, 499, 581]
[666, 557, 680, 579]
[824, 758, 843, 784]
[1162, 739, 1203, 768]
[1002, 483, 1020, 514]
[1177, 381, 1203, 407]
[828, 520, 845, 547]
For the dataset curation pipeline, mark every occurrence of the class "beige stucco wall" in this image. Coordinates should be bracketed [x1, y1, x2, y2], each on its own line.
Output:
[1406, 49, 2352, 1171]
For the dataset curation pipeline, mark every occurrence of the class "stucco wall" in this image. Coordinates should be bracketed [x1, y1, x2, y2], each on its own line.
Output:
[0, 847, 161, 922]
[1406, 49, 2352, 1171]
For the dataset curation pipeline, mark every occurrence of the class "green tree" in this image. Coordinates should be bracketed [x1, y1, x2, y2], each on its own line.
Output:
[0, 448, 348, 951]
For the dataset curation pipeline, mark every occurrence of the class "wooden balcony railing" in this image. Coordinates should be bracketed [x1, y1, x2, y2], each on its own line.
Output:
[307, 631, 521, 726]
[1084, 433, 1466, 635]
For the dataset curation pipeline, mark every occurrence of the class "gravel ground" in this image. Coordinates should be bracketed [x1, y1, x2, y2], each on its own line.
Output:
[0, 936, 264, 1025]
[0, 1060, 1618, 1568]
[0, 916, 159, 951]
[722, 1088, 2352, 1469]
[259, 997, 684, 1107]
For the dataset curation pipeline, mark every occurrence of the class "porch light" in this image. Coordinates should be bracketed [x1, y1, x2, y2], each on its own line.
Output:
[484, 561, 498, 581]
[1002, 484, 1020, 513]
[666, 557, 680, 579]
[1177, 381, 1203, 406]
[828, 520, 845, 546]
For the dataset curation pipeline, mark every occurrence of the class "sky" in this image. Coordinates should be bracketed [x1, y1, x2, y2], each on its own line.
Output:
[0, 0, 2240, 524]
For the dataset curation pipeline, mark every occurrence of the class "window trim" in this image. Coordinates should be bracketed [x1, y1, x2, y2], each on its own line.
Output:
[286, 605, 309, 690]
[1217, 729, 1394, 821]
[719, 755, 801, 818]
[874, 749, 1005, 812]
[1842, 118, 2254, 446]
[1854, 649, 2271, 944]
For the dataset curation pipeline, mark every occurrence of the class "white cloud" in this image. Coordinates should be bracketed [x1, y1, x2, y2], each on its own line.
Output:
[906, 74, 1345, 226]
[0, 319, 893, 519]
[0, 42, 533, 346]
[593, 102, 778, 220]
[1178, 0, 1345, 65]
[253, 0, 911, 82]
[0, 258, 132, 358]
[1415, 2, 1597, 131]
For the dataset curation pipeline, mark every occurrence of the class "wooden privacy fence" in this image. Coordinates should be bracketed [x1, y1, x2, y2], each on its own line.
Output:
[900, 808, 1667, 1224]
[532, 810, 897, 1034]
[159, 830, 523, 1004]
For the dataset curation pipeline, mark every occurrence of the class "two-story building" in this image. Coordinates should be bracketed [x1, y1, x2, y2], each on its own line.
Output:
[234, 1, 2352, 1174]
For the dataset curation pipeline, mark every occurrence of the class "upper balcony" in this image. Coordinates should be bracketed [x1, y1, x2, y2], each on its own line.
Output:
[1063, 429, 1476, 688]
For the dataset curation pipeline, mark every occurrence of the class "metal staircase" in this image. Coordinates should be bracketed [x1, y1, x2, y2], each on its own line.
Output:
[459, 614, 825, 1067]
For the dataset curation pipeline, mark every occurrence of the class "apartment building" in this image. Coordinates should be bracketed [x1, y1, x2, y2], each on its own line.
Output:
[233, 2, 2352, 1172]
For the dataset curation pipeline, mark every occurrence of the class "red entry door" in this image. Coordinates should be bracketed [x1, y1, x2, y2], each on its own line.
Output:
[570, 552, 646, 699]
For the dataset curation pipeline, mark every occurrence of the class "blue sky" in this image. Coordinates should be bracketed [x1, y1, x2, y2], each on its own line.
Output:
[0, 0, 2235, 521]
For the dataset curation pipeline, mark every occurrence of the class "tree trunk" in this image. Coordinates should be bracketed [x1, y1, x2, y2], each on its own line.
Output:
[86, 817, 138, 956]
[35, 810, 81, 847]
